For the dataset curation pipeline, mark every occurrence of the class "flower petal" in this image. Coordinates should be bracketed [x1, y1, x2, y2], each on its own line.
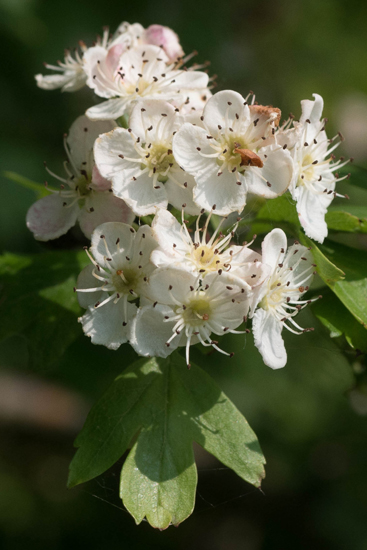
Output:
[293, 184, 333, 244]
[252, 308, 287, 369]
[76, 264, 104, 309]
[245, 145, 293, 198]
[129, 304, 179, 358]
[26, 194, 79, 241]
[78, 192, 134, 239]
[113, 170, 168, 216]
[172, 123, 214, 175]
[165, 170, 200, 215]
[193, 166, 247, 215]
[90, 221, 135, 268]
[300, 93, 324, 125]
[80, 299, 136, 350]
[129, 99, 178, 141]
[86, 97, 129, 121]
[94, 127, 138, 180]
[148, 267, 197, 305]
[261, 228, 288, 272]
[203, 90, 248, 138]
[66, 115, 113, 171]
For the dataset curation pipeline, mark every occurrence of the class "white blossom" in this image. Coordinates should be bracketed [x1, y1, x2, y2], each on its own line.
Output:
[130, 267, 252, 366]
[35, 44, 88, 92]
[75, 222, 157, 350]
[27, 116, 134, 240]
[251, 228, 319, 369]
[86, 45, 209, 121]
[151, 209, 270, 289]
[94, 99, 200, 216]
[172, 90, 294, 215]
[143, 24, 184, 62]
[277, 93, 350, 243]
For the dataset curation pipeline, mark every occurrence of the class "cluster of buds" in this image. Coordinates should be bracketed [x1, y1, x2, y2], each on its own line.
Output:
[29, 20, 349, 368]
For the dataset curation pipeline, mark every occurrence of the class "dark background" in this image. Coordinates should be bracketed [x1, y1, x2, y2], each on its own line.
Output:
[1, 1, 367, 549]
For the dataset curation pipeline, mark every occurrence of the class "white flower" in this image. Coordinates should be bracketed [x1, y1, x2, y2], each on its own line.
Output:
[94, 99, 200, 216]
[143, 25, 184, 62]
[172, 90, 294, 215]
[75, 222, 157, 350]
[252, 228, 318, 369]
[130, 267, 252, 366]
[279, 93, 350, 243]
[26, 116, 134, 241]
[151, 209, 269, 289]
[86, 44, 209, 121]
[35, 44, 88, 92]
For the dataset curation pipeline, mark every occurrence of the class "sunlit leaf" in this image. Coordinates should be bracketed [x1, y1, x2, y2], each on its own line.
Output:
[68, 352, 265, 529]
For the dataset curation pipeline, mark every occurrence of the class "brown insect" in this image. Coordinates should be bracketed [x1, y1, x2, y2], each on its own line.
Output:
[249, 104, 281, 127]
[233, 145, 264, 168]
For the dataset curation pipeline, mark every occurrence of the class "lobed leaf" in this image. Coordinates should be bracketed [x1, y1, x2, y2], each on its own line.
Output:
[68, 352, 265, 529]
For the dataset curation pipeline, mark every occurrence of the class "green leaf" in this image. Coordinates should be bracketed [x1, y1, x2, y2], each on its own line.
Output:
[312, 288, 367, 353]
[326, 206, 367, 233]
[68, 352, 265, 529]
[0, 250, 88, 368]
[249, 193, 301, 237]
[3, 171, 49, 199]
[300, 237, 367, 329]
[299, 234, 345, 285]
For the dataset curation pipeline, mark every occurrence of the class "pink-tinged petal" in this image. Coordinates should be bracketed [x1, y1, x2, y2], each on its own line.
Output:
[112, 171, 168, 216]
[80, 299, 136, 350]
[261, 228, 287, 272]
[106, 43, 125, 71]
[193, 166, 247, 215]
[76, 264, 104, 309]
[300, 93, 324, 125]
[26, 194, 79, 241]
[86, 97, 130, 121]
[144, 25, 184, 61]
[90, 165, 111, 191]
[130, 304, 179, 358]
[252, 308, 287, 369]
[66, 115, 113, 171]
[78, 192, 134, 239]
[245, 145, 293, 199]
[203, 90, 249, 138]
[173, 123, 216, 175]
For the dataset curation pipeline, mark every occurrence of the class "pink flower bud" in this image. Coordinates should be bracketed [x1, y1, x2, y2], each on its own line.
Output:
[144, 25, 184, 62]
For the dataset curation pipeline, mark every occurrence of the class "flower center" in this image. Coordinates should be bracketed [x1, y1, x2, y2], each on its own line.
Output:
[191, 244, 221, 272]
[112, 267, 139, 296]
[75, 175, 92, 198]
[142, 143, 174, 181]
[181, 295, 211, 326]
[299, 154, 315, 183]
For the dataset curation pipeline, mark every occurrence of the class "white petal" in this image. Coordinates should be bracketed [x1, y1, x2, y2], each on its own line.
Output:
[94, 127, 137, 180]
[193, 166, 247, 215]
[35, 72, 86, 92]
[252, 308, 287, 369]
[113, 170, 168, 216]
[90, 221, 135, 268]
[86, 97, 129, 121]
[245, 145, 293, 198]
[129, 304, 178, 358]
[128, 225, 158, 275]
[76, 264, 104, 309]
[294, 185, 332, 243]
[83, 45, 110, 97]
[129, 99, 178, 141]
[261, 228, 288, 271]
[300, 93, 324, 125]
[151, 209, 186, 251]
[203, 90, 248, 138]
[148, 267, 197, 305]
[78, 192, 134, 239]
[165, 170, 200, 215]
[172, 123, 214, 175]
[80, 299, 136, 350]
[26, 194, 79, 241]
[67, 115, 113, 171]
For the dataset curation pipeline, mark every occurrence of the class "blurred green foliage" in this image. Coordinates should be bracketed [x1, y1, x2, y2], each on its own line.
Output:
[1, 0, 367, 548]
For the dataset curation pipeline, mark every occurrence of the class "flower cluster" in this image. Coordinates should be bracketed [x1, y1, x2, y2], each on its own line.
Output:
[28, 19, 350, 368]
